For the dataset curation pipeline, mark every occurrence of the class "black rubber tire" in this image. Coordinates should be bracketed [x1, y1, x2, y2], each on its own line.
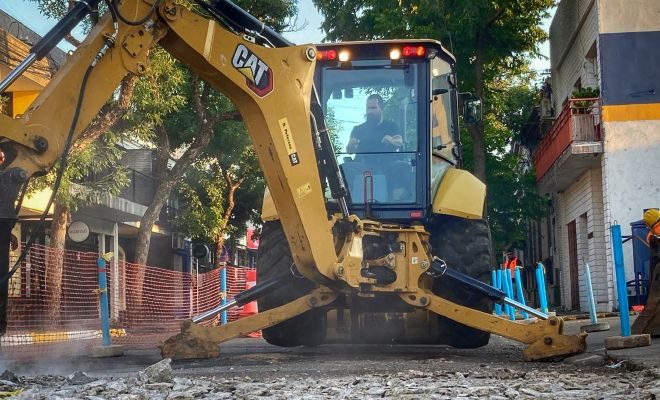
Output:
[430, 215, 493, 348]
[256, 221, 326, 347]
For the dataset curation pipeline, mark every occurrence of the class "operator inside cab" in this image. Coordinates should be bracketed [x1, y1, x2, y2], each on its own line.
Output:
[345, 94, 403, 155]
[340, 91, 414, 204]
[317, 41, 460, 216]
[322, 62, 419, 205]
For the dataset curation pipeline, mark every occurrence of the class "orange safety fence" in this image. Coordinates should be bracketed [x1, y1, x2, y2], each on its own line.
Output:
[2, 243, 257, 359]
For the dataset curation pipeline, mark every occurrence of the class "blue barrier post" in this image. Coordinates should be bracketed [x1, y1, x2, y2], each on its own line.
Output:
[495, 269, 504, 316]
[492, 270, 502, 315]
[611, 224, 631, 336]
[220, 266, 228, 325]
[514, 267, 529, 319]
[504, 269, 516, 320]
[90, 252, 124, 357]
[97, 253, 112, 347]
[584, 263, 598, 325]
[539, 263, 548, 313]
[536, 262, 549, 314]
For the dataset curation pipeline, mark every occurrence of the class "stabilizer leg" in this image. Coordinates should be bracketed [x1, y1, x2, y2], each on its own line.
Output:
[160, 288, 337, 360]
[401, 290, 587, 361]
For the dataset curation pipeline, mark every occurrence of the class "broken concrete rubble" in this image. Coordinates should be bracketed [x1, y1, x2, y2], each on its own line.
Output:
[3, 361, 658, 400]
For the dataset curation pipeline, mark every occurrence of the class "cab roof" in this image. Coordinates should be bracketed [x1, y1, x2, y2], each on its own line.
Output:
[315, 39, 456, 65]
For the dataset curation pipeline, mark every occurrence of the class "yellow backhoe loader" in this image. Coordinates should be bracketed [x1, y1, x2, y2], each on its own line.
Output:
[1, 0, 590, 361]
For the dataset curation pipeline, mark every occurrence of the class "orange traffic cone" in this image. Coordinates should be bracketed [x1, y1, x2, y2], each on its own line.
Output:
[239, 269, 261, 337]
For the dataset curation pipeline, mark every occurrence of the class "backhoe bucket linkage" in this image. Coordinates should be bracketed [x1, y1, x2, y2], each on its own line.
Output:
[426, 261, 586, 360]
[160, 288, 336, 360]
[401, 290, 586, 361]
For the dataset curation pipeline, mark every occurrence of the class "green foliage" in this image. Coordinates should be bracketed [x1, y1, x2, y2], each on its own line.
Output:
[234, 0, 298, 32]
[462, 78, 547, 250]
[174, 162, 226, 241]
[571, 87, 600, 99]
[313, 0, 552, 89]
[29, 133, 129, 211]
[128, 48, 188, 138]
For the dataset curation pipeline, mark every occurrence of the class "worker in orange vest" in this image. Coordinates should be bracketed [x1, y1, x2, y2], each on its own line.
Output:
[504, 250, 522, 275]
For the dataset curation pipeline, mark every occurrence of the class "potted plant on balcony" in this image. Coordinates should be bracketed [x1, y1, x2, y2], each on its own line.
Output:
[571, 87, 600, 114]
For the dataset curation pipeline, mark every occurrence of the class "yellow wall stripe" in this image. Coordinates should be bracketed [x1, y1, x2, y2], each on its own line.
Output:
[602, 103, 660, 122]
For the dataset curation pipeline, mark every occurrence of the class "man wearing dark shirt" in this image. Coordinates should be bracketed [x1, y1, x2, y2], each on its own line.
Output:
[342, 94, 414, 202]
[346, 94, 402, 154]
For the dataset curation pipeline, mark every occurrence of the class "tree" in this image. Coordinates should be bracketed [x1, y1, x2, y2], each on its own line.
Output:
[29, 134, 128, 321]
[127, 0, 298, 272]
[313, 0, 553, 183]
[174, 146, 264, 269]
[26, 0, 140, 321]
[126, 51, 240, 312]
[462, 69, 547, 250]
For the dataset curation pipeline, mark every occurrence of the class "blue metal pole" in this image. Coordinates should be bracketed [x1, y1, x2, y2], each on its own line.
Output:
[497, 269, 511, 315]
[491, 270, 502, 315]
[584, 263, 598, 325]
[495, 269, 503, 316]
[97, 255, 112, 347]
[221, 266, 227, 325]
[536, 262, 549, 314]
[534, 263, 547, 312]
[611, 224, 631, 336]
[504, 269, 516, 320]
[514, 267, 529, 319]
[540, 263, 549, 313]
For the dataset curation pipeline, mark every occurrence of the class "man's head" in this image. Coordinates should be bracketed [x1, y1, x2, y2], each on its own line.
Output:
[365, 94, 384, 124]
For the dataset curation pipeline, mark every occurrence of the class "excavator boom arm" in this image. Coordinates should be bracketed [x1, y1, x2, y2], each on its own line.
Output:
[0, 0, 338, 331]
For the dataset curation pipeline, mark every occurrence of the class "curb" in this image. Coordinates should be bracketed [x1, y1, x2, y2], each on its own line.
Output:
[1, 328, 126, 347]
[559, 312, 624, 321]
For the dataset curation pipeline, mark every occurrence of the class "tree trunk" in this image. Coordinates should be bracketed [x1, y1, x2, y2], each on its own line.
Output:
[129, 179, 175, 310]
[214, 178, 242, 269]
[47, 202, 70, 324]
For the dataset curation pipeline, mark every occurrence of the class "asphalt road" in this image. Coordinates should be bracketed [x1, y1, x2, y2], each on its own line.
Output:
[0, 317, 635, 378]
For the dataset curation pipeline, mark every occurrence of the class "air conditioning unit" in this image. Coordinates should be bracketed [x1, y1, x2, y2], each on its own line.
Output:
[172, 232, 186, 250]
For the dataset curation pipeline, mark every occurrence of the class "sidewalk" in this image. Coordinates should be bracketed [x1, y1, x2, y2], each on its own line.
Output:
[564, 316, 659, 369]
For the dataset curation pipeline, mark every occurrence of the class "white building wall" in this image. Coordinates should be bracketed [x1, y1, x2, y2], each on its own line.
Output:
[600, 121, 660, 292]
[598, 0, 660, 307]
[550, 0, 599, 113]
[557, 167, 610, 311]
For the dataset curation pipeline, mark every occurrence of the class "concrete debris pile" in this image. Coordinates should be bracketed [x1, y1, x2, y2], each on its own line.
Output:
[4, 363, 660, 399]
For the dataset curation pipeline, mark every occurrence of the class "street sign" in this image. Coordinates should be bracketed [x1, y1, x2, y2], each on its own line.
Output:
[68, 220, 90, 243]
[192, 244, 210, 259]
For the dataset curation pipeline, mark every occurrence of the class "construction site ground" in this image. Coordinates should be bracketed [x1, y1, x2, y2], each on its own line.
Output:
[1, 316, 659, 398]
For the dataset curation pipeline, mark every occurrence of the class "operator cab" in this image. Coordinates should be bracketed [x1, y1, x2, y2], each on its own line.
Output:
[315, 40, 460, 222]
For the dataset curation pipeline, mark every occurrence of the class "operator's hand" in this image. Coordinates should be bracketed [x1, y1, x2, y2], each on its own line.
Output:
[382, 135, 403, 148]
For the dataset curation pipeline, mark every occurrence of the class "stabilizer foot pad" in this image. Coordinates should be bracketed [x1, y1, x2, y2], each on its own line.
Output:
[160, 320, 221, 360]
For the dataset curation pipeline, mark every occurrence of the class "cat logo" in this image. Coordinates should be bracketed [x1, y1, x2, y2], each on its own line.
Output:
[232, 44, 273, 97]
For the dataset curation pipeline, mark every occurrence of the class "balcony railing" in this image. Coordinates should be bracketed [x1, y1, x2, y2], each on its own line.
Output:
[81, 168, 178, 224]
[532, 98, 601, 182]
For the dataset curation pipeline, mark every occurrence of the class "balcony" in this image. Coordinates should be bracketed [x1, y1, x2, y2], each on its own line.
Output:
[78, 168, 178, 225]
[532, 98, 603, 193]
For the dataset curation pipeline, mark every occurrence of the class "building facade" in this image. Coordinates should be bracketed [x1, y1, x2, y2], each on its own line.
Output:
[522, 0, 660, 312]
